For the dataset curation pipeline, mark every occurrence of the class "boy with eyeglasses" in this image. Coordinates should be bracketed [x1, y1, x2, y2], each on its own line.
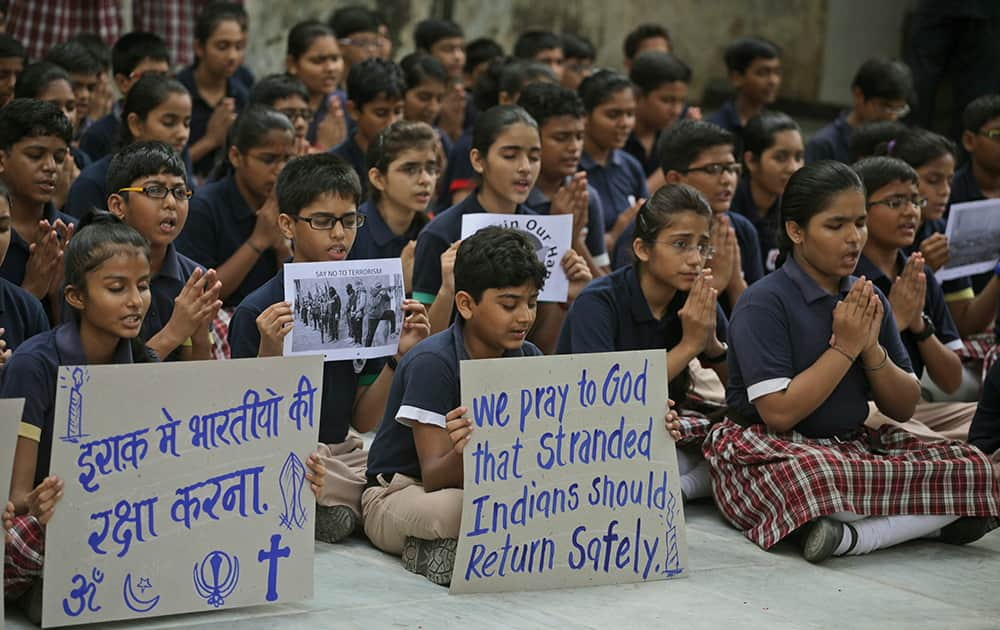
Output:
[952, 94, 1000, 205]
[103, 141, 222, 361]
[251, 74, 317, 155]
[806, 57, 914, 164]
[853, 156, 979, 442]
[229, 152, 430, 544]
[329, 6, 381, 81]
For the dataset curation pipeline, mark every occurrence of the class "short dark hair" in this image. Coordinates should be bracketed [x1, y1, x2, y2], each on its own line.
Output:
[44, 40, 103, 76]
[455, 226, 547, 303]
[658, 119, 735, 174]
[250, 73, 310, 107]
[346, 58, 406, 109]
[778, 160, 864, 255]
[743, 111, 800, 159]
[0, 33, 26, 60]
[848, 120, 907, 162]
[473, 57, 554, 112]
[513, 30, 562, 60]
[962, 94, 1000, 133]
[561, 34, 595, 61]
[68, 33, 111, 72]
[0, 98, 72, 150]
[517, 81, 585, 128]
[111, 32, 170, 77]
[13, 62, 70, 100]
[723, 37, 781, 74]
[194, 1, 247, 43]
[276, 153, 361, 216]
[623, 23, 671, 61]
[879, 127, 956, 170]
[464, 37, 504, 75]
[213, 104, 294, 179]
[578, 69, 633, 112]
[852, 156, 918, 199]
[106, 140, 187, 194]
[851, 57, 913, 102]
[634, 183, 712, 244]
[413, 19, 463, 51]
[472, 104, 538, 155]
[400, 52, 448, 90]
[629, 51, 691, 94]
[328, 5, 377, 39]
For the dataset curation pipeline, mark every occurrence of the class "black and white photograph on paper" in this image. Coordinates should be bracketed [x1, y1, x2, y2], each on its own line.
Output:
[282, 258, 404, 361]
[937, 198, 1000, 281]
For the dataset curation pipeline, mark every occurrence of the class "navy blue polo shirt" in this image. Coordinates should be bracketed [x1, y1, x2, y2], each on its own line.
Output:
[3, 320, 136, 486]
[726, 256, 914, 438]
[949, 164, 984, 206]
[439, 130, 475, 210]
[706, 100, 742, 135]
[556, 264, 728, 367]
[0, 203, 76, 289]
[175, 174, 278, 307]
[526, 182, 610, 268]
[411, 191, 537, 305]
[177, 66, 249, 178]
[306, 89, 351, 145]
[969, 360, 1000, 456]
[856, 252, 963, 379]
[805, 111, 852, 164]
[228, 270, 382, 444]
[0, 277, 48, 353]
[79, 106, 120, 162]
[65, 155, 112, 218]
[349, 200, 426, 262]
[365, 319, 542, 480]
[580, 149, 648, 232]
[143, 244, 203, 359]
[331, 134, 368, 197]
[70, 146, 91, 171]
[234, 65, 256, 92]
[731, 177, 781, 273]
[624, 130, 662, 177]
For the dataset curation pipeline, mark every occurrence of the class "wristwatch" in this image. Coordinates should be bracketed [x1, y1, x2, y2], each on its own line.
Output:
[699, 342, 728, 364]
[913, 313, 935, 342]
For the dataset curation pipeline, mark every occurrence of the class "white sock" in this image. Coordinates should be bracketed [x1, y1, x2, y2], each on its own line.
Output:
[680, 459, 713, 500]
[835, 514, 959, 556]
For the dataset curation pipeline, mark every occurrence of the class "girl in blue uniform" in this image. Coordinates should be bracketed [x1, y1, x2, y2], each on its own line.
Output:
[557, 183, 727, 500]
[284, 20, 348, 151]
[704, 160, 1000, 563]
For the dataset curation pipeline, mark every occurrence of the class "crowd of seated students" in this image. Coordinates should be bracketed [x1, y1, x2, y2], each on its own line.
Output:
[2, 3, 999, 618]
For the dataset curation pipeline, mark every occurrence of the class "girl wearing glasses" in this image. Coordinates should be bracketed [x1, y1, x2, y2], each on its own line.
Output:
[557, 183, 726, 501]
[285, 20, 349, 151]
[176, 105, 295, 358]
[65, 74, 193, 220]
[353, 121, 439, 293]
[704, 160, 999, 564]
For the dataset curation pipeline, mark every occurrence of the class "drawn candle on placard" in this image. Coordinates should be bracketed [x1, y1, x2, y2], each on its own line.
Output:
[278, 452, 307, 530]
[59, 367, 90, 443]
[193, 550, 240, 608]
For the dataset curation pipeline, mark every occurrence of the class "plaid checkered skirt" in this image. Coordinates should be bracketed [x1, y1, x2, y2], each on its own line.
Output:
[677, 413, 714, 446]
[703, 419, 1000, 549]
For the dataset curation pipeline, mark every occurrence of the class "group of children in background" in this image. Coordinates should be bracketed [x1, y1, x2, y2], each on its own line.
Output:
[2, 2, 1000, 619]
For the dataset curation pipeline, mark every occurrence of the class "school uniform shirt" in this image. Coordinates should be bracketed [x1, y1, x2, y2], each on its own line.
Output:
[705, 100, 748, 156]
[556, 264, 728, 358]
[233, 64, 256, 92]
[64, 155, 112, 219]
[969, 360, 1000, 456]
[439, 130, 475, 210]
[331, 134, 369, 197]
[228, 269, 382, 445]
[78, 103, 121, 162]
[0, 203, 77, 288]
[804, 111, 851, 164]
[349, 200, 426, 262]
[2, 320, 140, 486]
[365, 319, 541, 480]
[0, 277, 49, 354]
[411, 191, 537, 305]
[306, 89, 351, 145]
[70, 145, 92, 171]
[855, 252, 963, 379]
[525, 182, 610, 268]
[726, 255, 914, 438]
[177, 66, 249, 178]
[731, 177, 782, 273]
[624, 129, 662, 177]
[580, 149, 648, 232]
[949, 164, 984, 206]
[175, 173, 279, 308]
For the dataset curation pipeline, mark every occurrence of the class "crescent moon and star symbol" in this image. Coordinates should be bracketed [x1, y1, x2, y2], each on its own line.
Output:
[122, 572, 160, 613]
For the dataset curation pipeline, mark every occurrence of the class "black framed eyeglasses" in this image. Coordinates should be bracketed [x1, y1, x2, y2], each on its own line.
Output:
[682, 162, 742, 177]
[277, 108, 314, 123]
[977, 129, 1000, 141]
[866, 195, 928, 210]
[290, 213, 365, 230]
[117, 185, 192, 201]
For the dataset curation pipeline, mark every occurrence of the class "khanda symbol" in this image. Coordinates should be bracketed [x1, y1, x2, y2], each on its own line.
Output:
[278, 452, 307, 530]
[193, 550, 239, 608]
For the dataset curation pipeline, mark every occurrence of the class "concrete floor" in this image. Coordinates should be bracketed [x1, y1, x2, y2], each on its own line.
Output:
[7, 502, 1000, 629]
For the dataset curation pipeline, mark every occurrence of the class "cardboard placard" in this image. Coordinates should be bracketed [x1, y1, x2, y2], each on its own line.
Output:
[1, 398, 26, 622]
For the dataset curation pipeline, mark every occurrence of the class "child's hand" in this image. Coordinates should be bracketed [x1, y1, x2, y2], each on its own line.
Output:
[684, 106, 703, 121]
[440, 240, 461, 293]
[396, 299, 430, 356]
[401, 240, 416, 295]
[251, 194, 283, 251]
[665, 399, 682, 441]
[23, 221, 62, 299]
[3, 499, 14, 536]
[678, 271, 718, 356]
[256, 301, 294, 357]
[445, 406, 472, 454]
[0, 327, 10, 369]
[919, 233, 949, 271]
[551, 172, 590, 240]
[170, 268, 224, 341]
[305, 453, 326, 499]
[707, 215, 737, 292]
[561, 249, 592, 302]
[52, 153, 80, 210]
[205, 97, 236, 149]
[315, 94, 347, 150]
[27, 476, 63, 525]
[889, 253, 926, 333]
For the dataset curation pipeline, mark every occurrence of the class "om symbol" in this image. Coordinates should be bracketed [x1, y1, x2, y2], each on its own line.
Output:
[62, 567, 104, 617]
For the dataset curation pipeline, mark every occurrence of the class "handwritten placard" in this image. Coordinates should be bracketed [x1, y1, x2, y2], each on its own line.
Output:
[1, 398, 25, 619]
[41, 356, 323, 627]
[452, 350, 687, 594]
[461, 214, 573, 302]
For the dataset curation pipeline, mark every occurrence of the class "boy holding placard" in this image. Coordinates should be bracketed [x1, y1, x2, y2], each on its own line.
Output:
[228, 153, 430, 544]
